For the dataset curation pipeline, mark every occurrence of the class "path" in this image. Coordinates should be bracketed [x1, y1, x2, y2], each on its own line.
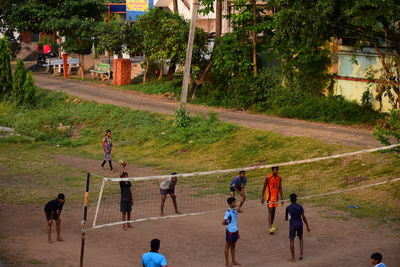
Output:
[33, 73, 381, 148]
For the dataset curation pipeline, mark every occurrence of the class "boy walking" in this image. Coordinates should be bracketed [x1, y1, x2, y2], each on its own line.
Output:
[285, 193, 310, 262]
[44, 193, 65, 243]
[229, 170, 247, 212]
[261, 166, 283, 234]
[223, 197, 240, 266]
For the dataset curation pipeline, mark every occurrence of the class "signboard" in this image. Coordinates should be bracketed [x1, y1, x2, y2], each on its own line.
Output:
[126, 0, 153, 21]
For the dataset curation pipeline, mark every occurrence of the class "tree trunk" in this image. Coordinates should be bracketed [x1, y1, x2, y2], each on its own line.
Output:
[173, 0, 178, 13]
[251, 0, 257, 76]
[215, 0, 222, 37]
[158, 62, 163, 80]
[80, 54, 85, 79]
[143, 57, 149, 84]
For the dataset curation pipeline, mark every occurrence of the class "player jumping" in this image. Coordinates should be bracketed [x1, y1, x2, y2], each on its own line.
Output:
[261, 166, 283, 234]
[229, 170, 247, 212]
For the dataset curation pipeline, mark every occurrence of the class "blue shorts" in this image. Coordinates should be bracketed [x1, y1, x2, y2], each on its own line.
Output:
[289, 226, 303, 239]
[226, 229, 239, 243]
[160, 188, 174, 195]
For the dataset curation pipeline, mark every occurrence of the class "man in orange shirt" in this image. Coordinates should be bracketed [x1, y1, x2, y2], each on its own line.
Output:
[261, 166, 284, 234]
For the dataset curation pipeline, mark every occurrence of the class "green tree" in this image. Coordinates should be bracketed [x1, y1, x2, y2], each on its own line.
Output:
[12, 59, 27, 105]
[23, 71, 37, 107]
[374, 109, 400, 151]
[0, 37, 13, 99]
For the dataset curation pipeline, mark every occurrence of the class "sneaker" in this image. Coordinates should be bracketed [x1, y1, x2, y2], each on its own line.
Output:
[271, 225, 277, 232]
[268, 227, 274, 234]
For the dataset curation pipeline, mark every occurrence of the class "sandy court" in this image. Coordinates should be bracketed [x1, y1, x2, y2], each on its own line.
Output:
[0, 201, 399, 267]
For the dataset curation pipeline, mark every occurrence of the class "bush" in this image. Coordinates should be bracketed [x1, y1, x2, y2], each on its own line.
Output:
[12, 59, 26, 105]
[195, 69, 384, 125]
[374, 109, 400, 151]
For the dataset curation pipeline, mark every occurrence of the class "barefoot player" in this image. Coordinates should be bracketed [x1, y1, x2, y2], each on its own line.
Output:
[285, 193, 310, 262]
[119, 167, 133, 231]
[261, 166, 283, 234]
[223, 197, 240, 267]
[159, 173, 180, 216]
[229, 170, 247, 212]
[44, 193, 65, 243]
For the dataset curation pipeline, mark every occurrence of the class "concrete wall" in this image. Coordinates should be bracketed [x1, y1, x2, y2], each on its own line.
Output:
[333, 45, 393, 112]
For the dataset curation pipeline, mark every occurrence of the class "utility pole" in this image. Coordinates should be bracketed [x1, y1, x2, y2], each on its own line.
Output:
[180, 0, 199, 107]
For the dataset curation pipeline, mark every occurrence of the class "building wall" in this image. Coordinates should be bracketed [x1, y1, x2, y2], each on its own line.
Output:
[333, 45, 393, 112]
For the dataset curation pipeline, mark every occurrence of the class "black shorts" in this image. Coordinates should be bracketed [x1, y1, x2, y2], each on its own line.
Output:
[229, 186, 242, 192]
[120, 201, 132, 213]
[44, 210, 59, 221]
[289, 226, 303, 239]
[160, 188, 175, 195]
[226, 229, 239, 243]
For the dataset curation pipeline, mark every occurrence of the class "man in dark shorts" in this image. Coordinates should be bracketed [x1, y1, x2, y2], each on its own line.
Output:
[229, 170, 247, 212]
[223, 197, 240, 266]
[159, 173, 180, 216]
[119, 171, 133, 231]
[44, 193, 65, 243]
[285, 193, 310, 262]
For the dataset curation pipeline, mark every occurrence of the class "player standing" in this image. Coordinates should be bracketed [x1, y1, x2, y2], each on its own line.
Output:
[370, 253, 387, 267]
[159, 173, 180, 216]
[229, 170, 247, 212]
[261, 166, 283, 234]
[223, 197, 240, 267]
[44, 193, 65, 243]
[285, 193, 310, 262]
[119, 171, 133, 231]
[101, 129, 113, 171]
[142, 239, 167, 267]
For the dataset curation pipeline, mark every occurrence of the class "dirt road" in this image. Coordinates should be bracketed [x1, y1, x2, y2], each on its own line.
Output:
[33, 73, 381, 148]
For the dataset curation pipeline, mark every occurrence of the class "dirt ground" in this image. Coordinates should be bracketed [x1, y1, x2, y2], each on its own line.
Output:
[0, 203, 399, 267]
[0, 155, 399, 267]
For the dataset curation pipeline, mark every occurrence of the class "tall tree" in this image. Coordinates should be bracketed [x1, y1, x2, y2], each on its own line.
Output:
[0, 37, 13, 99]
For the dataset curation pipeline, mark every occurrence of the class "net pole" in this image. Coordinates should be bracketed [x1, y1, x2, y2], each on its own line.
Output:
[92, 178, 106, 228]
[80, 172, 90, 267]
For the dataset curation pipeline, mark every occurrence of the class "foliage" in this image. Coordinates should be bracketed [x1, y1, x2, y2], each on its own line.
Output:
[23, 72, 37, 107]
[135, 9, 208, 80]
[0, 37, 13, 99]
[96, 21, 126, 56]
[374, 109, 400, 150]
[12, 59, 27, 106]
[175, 107, 190, 128]
[0, 0, 24, 58]
[270, 0, 335, 94]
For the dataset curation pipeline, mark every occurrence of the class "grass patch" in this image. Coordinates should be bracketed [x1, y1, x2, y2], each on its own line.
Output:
[123, 79, 181, 96]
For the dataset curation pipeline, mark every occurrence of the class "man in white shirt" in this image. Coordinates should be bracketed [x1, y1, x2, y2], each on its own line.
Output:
[159, 173, 180, 216]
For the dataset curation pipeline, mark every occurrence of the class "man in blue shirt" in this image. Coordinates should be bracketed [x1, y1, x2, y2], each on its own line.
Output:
[285, 193, 310, 262]
[223, 197, 240, 266]
[229, 170, 247, 212]
[142, 239, 167, 267]
[370, 252, 387, 267]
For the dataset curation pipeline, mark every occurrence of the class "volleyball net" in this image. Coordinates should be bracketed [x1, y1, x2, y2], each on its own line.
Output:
[86, 144, 400, 230]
